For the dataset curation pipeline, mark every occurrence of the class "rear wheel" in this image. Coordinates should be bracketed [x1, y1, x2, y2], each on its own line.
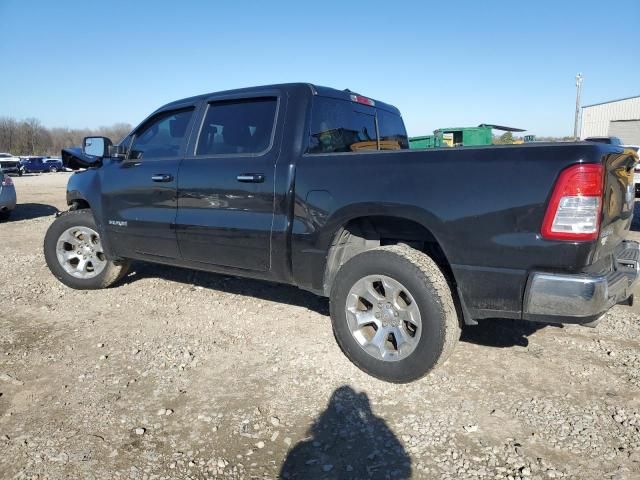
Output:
[330, 244, 460, 383]
[0, 210, 10, 221]
[44, 210, 129, 289]
[49, 166, 58, 173]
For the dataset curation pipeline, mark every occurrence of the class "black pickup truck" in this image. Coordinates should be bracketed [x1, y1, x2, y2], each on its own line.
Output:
[45, 83, 639, 383]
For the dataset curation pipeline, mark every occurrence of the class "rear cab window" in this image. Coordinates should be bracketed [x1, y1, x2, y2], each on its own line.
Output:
[307, 96, 408, 154]
[378, 109, 409, 150]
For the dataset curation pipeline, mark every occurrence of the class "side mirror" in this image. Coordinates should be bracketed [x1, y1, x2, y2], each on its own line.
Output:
[83, 136, 113, 157]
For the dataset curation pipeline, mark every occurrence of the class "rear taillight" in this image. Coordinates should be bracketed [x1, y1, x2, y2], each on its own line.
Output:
[541, 163, 603, 241]
[1, 175, 13, 187]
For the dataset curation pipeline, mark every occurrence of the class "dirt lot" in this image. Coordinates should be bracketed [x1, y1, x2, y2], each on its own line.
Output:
[1, 173, 639, 480]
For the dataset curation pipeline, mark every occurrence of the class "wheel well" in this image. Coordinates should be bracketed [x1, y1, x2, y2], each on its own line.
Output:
[69, 199, 90, 210]
[323, 216, 474, 326]
[323, 216, 452, 294]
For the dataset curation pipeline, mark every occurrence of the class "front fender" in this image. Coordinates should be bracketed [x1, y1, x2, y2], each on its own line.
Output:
[65, 169, 118, 259]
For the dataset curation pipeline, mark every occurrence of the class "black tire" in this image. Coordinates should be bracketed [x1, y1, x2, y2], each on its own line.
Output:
[44, 209, 130, 289]
[330, 245, 460, 383]
[49, 167, 58, 173]
[0, 210, 10, 221]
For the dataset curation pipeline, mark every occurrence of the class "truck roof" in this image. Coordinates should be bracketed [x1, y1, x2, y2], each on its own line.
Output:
[159, 83, 402, 116]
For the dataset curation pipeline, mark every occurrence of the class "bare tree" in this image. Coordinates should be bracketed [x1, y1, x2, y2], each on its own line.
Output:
[0, 117, 19, 153]
[98, 123, 132, 143]
[0, 116, 132, 156]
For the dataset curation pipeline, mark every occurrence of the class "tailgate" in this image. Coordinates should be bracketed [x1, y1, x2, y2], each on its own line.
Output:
[596, 149, 638, 259]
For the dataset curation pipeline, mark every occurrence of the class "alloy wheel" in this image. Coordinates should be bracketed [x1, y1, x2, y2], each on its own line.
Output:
[55, 226, 107, 279]
[345, 274, 422, 362]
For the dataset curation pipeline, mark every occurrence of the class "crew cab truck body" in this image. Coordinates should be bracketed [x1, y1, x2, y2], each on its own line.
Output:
[46, 83, 639, 383]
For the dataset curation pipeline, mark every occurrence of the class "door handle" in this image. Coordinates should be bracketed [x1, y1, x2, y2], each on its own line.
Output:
[237, 173, 265, 183]
[151, 174, 173, 182]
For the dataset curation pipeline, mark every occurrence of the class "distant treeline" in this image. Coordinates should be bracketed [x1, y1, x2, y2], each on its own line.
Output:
[534, 135, 575, 142]
[0, 117, 132, 156]
[492, 132, 574, 144]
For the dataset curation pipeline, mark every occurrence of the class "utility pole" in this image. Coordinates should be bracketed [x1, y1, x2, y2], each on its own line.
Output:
[574, 73, 583, 140]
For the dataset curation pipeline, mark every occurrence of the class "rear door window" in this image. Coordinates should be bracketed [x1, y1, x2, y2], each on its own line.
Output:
[196, 97, 278, 156]
[307, 97, 377, 154]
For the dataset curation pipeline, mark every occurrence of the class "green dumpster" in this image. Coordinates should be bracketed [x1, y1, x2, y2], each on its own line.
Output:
[409, 124, 526, 149]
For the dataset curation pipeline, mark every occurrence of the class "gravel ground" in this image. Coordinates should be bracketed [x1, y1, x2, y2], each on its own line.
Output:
[1, 172, 639, 480]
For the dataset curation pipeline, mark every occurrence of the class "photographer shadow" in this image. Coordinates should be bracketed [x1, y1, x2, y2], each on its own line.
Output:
[279, 385, 411, 479]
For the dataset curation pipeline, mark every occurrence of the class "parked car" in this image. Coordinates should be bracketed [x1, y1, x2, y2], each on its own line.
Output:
[20, 156, 44, 171]
[0, 170, 16, 220]
[44, 158, 64, 172]
[584, 136, 623, 145]
[0, 153, 24, 176]
[22, 156, 62, 173]
[46, 83, 639, 383]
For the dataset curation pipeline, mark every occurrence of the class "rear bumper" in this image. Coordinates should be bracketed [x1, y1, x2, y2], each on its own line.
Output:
[523, 240, 640, 325]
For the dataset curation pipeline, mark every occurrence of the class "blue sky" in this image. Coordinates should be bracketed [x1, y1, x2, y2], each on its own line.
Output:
[1, 0, 638, 137]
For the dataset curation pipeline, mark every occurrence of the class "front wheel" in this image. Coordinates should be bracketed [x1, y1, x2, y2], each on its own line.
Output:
[330, 245, 460, 383]
[44, 209, 130, 289]
[49, 167, 58, 173]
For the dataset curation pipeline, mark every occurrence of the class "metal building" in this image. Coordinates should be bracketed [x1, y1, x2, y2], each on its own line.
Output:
[580, 95, 640, 144]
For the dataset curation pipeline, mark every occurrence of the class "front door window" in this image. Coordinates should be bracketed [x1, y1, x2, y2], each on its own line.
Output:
[129, 109, 194, 160]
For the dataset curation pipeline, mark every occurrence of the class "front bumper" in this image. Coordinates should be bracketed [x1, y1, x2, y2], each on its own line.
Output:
[523, 240, 640, 325]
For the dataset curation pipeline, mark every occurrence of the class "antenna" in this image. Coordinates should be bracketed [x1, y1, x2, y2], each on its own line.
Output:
[573, 73, 583, 140]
